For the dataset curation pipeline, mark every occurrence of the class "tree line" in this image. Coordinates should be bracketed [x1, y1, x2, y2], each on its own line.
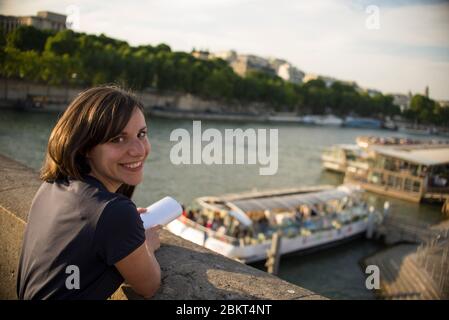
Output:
[0, 26, 447, 125]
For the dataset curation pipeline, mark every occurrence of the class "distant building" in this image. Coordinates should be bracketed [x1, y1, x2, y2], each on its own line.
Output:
[191, 50, 210, 60]
[211, 50, 237, 63]
[0, 15, 20, 33]
[0, 11, 67, 34]
[365, 88, 382, 97]
[437, 100, 449, 108]
[392, 93, 411, 112]
[269, 58, 304, 84]
[207, 50, 304, 83]
[229, 54, 276, 77]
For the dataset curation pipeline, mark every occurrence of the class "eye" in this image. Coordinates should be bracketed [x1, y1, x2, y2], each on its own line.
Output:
[110, 136, 125, 143]
[138, 131, 147, 139]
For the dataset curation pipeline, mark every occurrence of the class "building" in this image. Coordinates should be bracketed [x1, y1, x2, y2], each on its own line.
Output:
[437, 100, 449, 108]
[210, 50, 238, 63]
[269, 58, 304, 84]
[208, 50, 305, 83]
[0, 11, 67, 34]
[392, 93, 411, 112]
[191, 50, 210, 60]
[229, 54, 276, 77]
[365, 88, 382, 97]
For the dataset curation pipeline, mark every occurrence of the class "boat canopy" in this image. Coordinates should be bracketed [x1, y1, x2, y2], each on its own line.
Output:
[371, 145, 449, 166]
[230, 187, 355, 212]
[228, 210, 253, 227]
[199, 186, 359, 214]
[335, 144, 361, 152]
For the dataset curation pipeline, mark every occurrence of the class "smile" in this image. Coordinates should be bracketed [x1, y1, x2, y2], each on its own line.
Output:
[120, 161, 143, 170]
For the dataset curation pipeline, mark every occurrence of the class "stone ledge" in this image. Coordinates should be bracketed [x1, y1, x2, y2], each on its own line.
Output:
[0, 153, 325, 300]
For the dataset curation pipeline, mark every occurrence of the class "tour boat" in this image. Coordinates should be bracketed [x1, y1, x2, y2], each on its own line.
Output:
[344, 143, 449, 203]
[342, 117, 382, 129]
[301, 115, 343, 126]
[166, 185, 382, 263]
[321, 144, 370, 173]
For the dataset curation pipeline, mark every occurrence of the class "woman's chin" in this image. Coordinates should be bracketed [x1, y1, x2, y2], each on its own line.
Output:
[122, 176, 143, 186]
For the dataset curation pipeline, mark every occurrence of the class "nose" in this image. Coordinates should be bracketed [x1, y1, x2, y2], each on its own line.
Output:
[128, 138, 146, 158]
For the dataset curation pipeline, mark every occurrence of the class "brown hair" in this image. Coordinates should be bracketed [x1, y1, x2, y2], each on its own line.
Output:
[40, 85, 145, 198]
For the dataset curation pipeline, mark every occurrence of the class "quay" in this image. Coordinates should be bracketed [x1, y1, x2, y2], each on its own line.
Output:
[0, 153, 324, 300]
[364, 219, 449, 299]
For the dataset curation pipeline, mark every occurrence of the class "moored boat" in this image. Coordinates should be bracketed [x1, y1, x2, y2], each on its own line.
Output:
[345, 143, 449, 203]
[321, 144, 370, 173]
[166, 185, 382, 263]
[301, 115, 343, 126]
[343, 117, 382, 129]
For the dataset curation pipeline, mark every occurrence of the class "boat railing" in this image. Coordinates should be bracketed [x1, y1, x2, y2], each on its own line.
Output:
[347, 159, 370, 170]
[179, 202, 370, 246]
[346, 166, 425, 195]
[371, 168, 425, 195]
[179, 215, 240, 245]
[426, 186, 449, 194]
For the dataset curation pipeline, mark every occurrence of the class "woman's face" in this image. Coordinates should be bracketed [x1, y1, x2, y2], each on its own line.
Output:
[86, 108, 151, 192]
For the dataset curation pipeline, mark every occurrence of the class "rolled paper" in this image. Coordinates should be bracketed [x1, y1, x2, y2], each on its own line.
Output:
[140, 196, 183, 229]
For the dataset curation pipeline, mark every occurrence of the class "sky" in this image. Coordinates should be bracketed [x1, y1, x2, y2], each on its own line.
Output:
[1, 0, 449, 100]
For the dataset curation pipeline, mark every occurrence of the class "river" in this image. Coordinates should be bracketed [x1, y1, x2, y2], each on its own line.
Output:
[0, 109, 444, 299]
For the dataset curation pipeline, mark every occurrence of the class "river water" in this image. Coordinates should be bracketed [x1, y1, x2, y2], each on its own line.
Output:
[0, 109, 445, 299]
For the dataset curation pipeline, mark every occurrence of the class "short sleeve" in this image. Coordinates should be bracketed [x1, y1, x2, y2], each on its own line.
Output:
[94, 197, 146, 266]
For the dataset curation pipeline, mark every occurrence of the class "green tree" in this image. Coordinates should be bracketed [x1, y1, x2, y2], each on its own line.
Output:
[6, 26, 52, 52]
[44, 30, 78, 55]
[408, 94, 438, 124]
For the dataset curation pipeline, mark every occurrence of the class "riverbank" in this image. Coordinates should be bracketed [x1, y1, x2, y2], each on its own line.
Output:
[3, 78, 448, 135]
[0, 77, 271, 116]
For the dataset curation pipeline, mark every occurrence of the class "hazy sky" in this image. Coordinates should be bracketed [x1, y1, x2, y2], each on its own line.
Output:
[1, 0, 449, 100]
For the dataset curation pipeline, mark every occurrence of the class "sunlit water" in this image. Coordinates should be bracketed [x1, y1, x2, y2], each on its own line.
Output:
[0, 109, 444, 299]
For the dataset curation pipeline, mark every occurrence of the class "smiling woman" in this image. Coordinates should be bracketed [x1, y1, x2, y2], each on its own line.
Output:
[17, 86, 161, 300]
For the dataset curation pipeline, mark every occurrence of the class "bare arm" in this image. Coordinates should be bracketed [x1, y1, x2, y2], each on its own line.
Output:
[115, 225, 162, 299]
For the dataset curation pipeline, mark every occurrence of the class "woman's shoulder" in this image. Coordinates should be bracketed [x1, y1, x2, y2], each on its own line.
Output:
[89, 188, 139, 227]
[101, 195, 138, 221]
[34, 176, 137, 221]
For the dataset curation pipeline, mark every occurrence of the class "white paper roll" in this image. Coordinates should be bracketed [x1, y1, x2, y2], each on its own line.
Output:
[140, 196, 183, 229]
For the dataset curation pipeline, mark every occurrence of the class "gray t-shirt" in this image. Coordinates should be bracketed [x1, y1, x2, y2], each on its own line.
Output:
[17, 175, 146, 299]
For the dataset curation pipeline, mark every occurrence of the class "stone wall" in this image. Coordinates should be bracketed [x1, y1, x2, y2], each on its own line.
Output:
[0, 153, 324, 300]
[0, 78, 271, 115]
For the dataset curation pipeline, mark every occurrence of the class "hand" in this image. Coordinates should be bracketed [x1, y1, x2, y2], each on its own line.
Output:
[145, 225, 162, 253]
[137, 207, 147, 214]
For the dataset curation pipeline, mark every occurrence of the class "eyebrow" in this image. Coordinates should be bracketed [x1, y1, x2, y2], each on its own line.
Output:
[119, 126, 147, 135]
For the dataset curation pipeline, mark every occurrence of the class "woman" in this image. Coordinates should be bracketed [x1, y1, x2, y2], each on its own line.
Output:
[17, 86, 161, 299]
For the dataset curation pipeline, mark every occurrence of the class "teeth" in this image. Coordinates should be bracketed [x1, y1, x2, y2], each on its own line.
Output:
[123, 161, 142, 169]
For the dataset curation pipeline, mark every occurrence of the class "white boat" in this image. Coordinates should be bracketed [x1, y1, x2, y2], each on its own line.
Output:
[301, 115, 343, 126]
[166, 185, 381, 263]
[321, 144, 370, 173]
[399, 125, 437, 136]
[314, 115, 344, 126]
